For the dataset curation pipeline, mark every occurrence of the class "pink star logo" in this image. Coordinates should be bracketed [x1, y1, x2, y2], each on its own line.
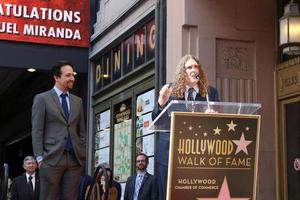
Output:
[232, 133, 252, 155]
[197, 177, 249, 200]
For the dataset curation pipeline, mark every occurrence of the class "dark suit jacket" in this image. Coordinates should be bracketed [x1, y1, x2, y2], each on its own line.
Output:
[124, 172, 157, 200]
[31, 89, 86, 166]
[11, 174, 40, 200]
[152, 86, 219, 120]
[152, 86, 219, 165]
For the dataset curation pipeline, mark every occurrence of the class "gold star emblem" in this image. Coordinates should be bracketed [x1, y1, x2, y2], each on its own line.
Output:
[227, 120, 237, 132]
[188, 126, 193, 131]
[213, 126, 222, 135]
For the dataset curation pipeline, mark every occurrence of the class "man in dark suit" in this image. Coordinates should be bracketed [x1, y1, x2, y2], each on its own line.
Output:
[152, 54, 219, 200]
[11, 156, 40, 200]
[31, 61, 86, 200]
[124, 153, 157, 200]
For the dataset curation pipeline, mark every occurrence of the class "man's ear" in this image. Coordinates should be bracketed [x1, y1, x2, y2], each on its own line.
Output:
[54, 75, 59, 81]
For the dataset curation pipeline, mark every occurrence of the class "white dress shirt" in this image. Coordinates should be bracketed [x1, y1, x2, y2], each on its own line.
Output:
[184, 86, 199, 100]
[26, 173, 36, 191]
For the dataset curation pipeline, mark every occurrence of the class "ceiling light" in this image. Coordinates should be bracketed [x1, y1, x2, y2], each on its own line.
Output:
[27, 68, 36, 72]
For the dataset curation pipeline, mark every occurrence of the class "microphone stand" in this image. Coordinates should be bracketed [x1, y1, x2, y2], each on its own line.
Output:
[195, 74, 212, 113]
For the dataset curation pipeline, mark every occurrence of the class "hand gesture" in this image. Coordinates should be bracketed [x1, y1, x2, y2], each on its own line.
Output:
[158, 84, 172, 107]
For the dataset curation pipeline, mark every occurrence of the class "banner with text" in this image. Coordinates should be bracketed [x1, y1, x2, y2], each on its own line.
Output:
[0, 0, 90, 47]
[167, 112, 260, 200]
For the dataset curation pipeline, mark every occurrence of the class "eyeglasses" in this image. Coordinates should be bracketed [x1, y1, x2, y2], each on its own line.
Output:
[185, 65, 199, 70]
[136, 160, 147, 163]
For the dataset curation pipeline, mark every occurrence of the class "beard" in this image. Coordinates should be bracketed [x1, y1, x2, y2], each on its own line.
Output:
[137, 164, 147, 171]
[66, 81, 74, 90]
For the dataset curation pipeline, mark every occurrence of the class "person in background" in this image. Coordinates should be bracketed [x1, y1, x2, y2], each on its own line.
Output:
[11, 156, 40, 200]
[7, 177, 12, 200]
[85, 163, 121, 200]
[78, 166, 92, 200]
[152, 54, 219, 200]
[31, 61, 86, 200]
[124, 153, 157, 200]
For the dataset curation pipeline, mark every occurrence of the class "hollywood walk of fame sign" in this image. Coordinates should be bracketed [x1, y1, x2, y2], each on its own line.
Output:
[167, 112, 261, 200]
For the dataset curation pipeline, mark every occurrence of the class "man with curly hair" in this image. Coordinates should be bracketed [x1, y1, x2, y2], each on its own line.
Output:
[152, 54, 219, 200]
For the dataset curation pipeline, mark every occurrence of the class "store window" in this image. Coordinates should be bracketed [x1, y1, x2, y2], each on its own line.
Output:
[135, 89, 155, 174]
[113, 99, 132, 182]
[94, 109, 111, 167]
[93, 84, 155, 168]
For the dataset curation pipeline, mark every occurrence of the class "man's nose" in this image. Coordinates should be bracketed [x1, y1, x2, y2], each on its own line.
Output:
[190, 67, 197, 73]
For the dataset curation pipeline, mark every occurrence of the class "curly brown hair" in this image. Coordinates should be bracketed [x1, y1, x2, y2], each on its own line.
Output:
[171, 54, 209, 98]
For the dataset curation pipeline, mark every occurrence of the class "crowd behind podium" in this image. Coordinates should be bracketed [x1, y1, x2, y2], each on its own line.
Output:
[9, 153, 156, 200]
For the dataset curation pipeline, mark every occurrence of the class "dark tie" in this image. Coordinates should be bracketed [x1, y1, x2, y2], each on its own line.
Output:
[61, 93, 73, 151]
[28, 176, 33, 192]
[187, 88, 194, 101]
[61, 93, 69, 119]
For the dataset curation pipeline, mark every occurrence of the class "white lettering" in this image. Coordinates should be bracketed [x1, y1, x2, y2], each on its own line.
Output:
[5, 4, 13, 16]
[22, 6, 30, 18]
[0, 22, 19, 34]
[73, 30, 81, 40]
[23, 24, 81, 40]
[0, 4, 4, 15]
[30, 7, 39, 19]
[23, 24, 34, 35]
[73, 11, 81, 23]
[0, 3, 81, 23]
[12, 5, 22, 17]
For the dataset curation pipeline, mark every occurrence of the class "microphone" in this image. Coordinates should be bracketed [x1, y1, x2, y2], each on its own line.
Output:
[192, 73, 212, 113]
[191, 73, 210, 103]
[194, 74, 200, 80]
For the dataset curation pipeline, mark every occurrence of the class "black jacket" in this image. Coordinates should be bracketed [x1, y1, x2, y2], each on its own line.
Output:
[124, 172, 157, 200]
[152, 86, 219, 165]
[11, 174, 40, 200]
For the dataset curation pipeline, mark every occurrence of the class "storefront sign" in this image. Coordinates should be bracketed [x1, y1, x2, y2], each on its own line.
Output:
[277, 61, 300, 99]
[168, 113, 260, 200]
[95, 19, 155, 90]
[0, 0, 90, 47]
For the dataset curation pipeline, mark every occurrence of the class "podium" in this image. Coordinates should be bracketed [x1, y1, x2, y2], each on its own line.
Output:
[150, 100, 261, 200]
